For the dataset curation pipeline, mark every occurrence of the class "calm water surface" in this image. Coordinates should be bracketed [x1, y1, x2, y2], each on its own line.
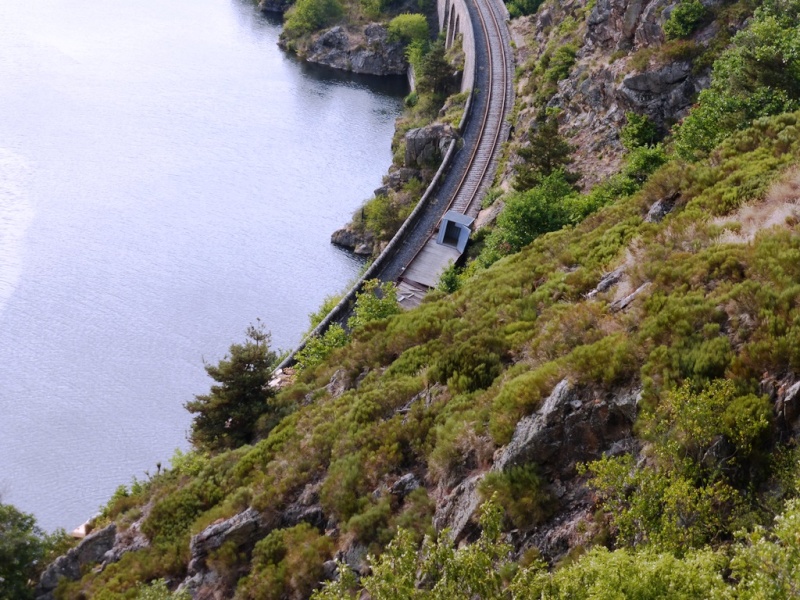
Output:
[0, 0, 405, 531]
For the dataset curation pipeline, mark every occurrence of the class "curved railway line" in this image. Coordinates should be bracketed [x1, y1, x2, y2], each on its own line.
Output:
[276, 0, 514, 369]
[448, 0, 511, 217]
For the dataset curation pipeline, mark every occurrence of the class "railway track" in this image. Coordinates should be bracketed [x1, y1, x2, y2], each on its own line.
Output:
[393, 0, 514, 297]
[275, 0, 513, 369]
[448, 0, 512, 217]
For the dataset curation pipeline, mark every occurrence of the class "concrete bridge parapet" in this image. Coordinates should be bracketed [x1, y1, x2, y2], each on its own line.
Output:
[438, 0, 476, 91]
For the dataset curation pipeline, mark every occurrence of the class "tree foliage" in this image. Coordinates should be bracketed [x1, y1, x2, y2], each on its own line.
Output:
[663, 0, 708, 40]
[514, 117, 577, 191]
[491, 171, 576, 254]
[284, 0, 343, 37]
[674, 0, 800, 159]
[347, 279, 400, 331]
[185, 321, 279, 452]
[0, 502, 61, 600]
[620, 112, 659, 150]
[388, 14, 430, 44]
[413, 38, 456, 96]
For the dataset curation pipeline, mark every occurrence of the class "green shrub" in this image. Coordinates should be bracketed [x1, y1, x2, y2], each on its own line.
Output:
[388, 14, 429, 43]
[283, 0, 343, 37]
[663, 0, 708, 39]
[506, 0, 545, 18]
[429, 335, 505, 393]
[514, 117, 577, 191]
[135, 580, 190, 600]
[235, 524, 334, 600]
[584, 455, 741, 552]
[544, 44, 578, 83]
[620, 112, 659, 150]
[490, 171, 577, 255]
[479, 464, 552, 528]
[348, 280, 401, 331]
[0, 503, 57, 600]
[296, 324, 348, 372]
[673, 2, 800, 159]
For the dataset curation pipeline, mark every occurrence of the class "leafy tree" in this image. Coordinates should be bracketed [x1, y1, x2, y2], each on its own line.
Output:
[348, 279, 400, 330]
[135, 579, 190, 600]
[0, 502, 50, 600]
[491, 170, 576, 254]
[506, 0, 544, 18]
[283, 0, 343, 37]
[674, 0, 800, 159]
[388, 14, 430, 44]
[514, 117, 576, 191]
[730, 498, 800, 598]
[620, 112, 659, 150]
[663, 0, 707, 40]
[296, 323, 348, 372]
[415, 38, 455, 96]
[312, 498, 511, 600]
[185, 322, 279, 452]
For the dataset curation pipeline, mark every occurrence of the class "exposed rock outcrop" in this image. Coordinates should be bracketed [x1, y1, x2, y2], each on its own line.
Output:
[187, 508, 273, 576]
[36, 524, 117, 600]
[433, 474, 484, 542]
[644, 191, 680, 222]
[508, 0, 738, 187]
[433, 380, 639, 557]
[586, 267, 625, 298]
[494, 380, 638, 475]
[291, 24, 408, 76]
[331, 226, 375, 256]
[405, 123, 458, 168]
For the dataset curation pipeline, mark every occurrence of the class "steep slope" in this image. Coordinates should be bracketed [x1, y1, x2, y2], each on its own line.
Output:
[35, 0, 800, 597]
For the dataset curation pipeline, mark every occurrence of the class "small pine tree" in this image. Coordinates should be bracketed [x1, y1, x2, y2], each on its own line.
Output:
[415, 38, 455, 96]
[185, 321, 278, 452]
[513, 117, 577, 191]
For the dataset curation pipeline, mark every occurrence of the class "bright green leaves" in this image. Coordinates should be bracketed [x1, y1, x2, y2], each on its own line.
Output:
[283, 0, 343, 36]
[388, 14, 429, 44]
[663, 0, 708, 40]
[585, 380, 772, 553]
[674, 0, 800, 160]
[348, 279, 401, 331]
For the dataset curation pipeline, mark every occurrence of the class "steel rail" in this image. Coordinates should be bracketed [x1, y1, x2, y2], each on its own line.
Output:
[399, 0, 510, 273]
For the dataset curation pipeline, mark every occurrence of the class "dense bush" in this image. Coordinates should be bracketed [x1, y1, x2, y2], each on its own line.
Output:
[620, 112, 659, 150]
[295, 324, 347, 372]
[347, 279, 400, 331]
[663, 0, 708, 39]
[0, 503, 62, 600]
[235, 524, 334, 600]
[479, 464, 552, 528]
[429, 334, 505, 393]
[513, 117, 577, 191]
[185, 322, 279, 452]
[387, 14, 429, 43]
[489, 171, 576, 254]
[412, 38, 457, 96]
[283, 0, 343, 37]
[506, 0, 545, 18]
[674, 0, 800, 159]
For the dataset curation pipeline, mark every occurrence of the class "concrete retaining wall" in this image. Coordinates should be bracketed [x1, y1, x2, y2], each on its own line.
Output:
[438, 0, 475, 91]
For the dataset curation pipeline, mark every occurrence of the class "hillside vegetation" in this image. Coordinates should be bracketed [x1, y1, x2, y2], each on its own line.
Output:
[19, 0, 800, 598]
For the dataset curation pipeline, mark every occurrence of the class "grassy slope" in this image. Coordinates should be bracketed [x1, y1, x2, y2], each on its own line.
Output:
[63, 111, 800, 599]
[58, 0, 800, 595]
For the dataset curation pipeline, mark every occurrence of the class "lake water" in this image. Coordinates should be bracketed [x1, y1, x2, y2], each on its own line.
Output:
[0, 0, 406, 532]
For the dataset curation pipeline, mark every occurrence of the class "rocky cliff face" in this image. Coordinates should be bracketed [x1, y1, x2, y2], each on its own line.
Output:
[283, 23, 408, 76]
[505, 0, 734, 188]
